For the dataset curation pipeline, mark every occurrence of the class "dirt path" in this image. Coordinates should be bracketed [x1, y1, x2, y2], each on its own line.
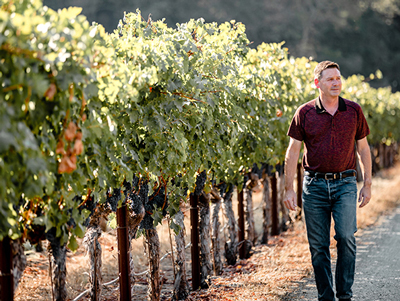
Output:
[284, 206, 400, 301]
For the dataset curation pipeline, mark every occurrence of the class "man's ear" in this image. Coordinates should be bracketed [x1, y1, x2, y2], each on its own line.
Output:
[314, 78, 320, 89]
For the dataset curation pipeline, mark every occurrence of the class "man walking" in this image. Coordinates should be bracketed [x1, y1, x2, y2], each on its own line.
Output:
[283, 61, 372, 301]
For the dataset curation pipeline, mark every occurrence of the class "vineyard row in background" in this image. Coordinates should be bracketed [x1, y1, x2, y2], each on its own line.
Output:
[1, 0, 400, 300]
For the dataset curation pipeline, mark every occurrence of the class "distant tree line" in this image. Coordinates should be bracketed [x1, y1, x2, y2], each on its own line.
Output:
[44, 0, 400, 91]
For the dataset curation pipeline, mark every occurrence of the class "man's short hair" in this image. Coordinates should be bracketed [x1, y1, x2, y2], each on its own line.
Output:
[314, 61, 340, 80]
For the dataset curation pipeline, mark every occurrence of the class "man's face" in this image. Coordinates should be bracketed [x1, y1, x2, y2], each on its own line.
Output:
[314, 68, 342, 98]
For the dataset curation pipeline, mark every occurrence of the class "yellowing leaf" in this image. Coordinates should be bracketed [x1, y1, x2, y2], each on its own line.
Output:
[204, 182, 212, 194]
[11, 13, 31, 35]
[60, 6, 82, 19]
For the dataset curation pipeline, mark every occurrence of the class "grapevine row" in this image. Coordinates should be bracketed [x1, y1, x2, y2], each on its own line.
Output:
[1, 0, 400, 299]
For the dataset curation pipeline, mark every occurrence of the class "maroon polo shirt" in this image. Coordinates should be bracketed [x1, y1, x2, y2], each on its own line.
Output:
[287, 96, 370, 173]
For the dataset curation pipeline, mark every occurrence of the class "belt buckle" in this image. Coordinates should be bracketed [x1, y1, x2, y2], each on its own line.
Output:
[324, 173, 335, 180]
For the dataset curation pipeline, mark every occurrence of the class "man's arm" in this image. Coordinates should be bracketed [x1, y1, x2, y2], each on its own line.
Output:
[356, 137, 372, 208]
[283, 137, 302, 211]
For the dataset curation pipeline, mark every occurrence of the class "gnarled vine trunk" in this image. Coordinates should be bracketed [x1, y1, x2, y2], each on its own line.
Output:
[49, 241, 67, 301]
[199, 192, 212, 288]
[12, 238, 27, 292]
[245, 174, 259, 247]
[83, 226, 102, 301]
[145, 228, 160, 301]
[172, 208, 189, 300]
[0, 237, 27, 299]
[210, 190, 223, 276]
[261, 174, 271, 244]
[83, 205, 109, 301]
[128, 199, 145, 294]
[222, 185, 237, 265]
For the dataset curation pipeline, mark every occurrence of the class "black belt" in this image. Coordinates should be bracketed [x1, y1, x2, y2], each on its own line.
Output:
[305, 170, 356, 180]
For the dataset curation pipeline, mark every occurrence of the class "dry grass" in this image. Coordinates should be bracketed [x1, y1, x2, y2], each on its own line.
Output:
[14, 163, 400, 301]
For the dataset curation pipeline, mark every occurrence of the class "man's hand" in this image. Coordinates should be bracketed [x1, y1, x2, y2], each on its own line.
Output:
[283, 189, 298, 211]
[356, 137, 372, 208]
[283, 138, 302, 211]
[358, 184, 371, 208]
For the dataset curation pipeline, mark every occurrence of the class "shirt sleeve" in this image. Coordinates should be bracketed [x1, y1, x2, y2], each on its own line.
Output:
[287, 107, 305, 141]
[355, 105, 370, 140]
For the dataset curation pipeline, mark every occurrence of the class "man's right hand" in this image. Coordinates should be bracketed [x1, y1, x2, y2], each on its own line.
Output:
[283, 189, 298, 211]
[283, 138, 302, 211]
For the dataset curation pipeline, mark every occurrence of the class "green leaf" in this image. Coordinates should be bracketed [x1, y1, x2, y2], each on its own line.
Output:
[33, 216, 45, 226]
[74, 223, 86, 238]
[107, 213, 117, 229]
[26, 158, 46, 173]
[170, 220, 181, 235]
[0, 132, 18, 152]
[68, 234, 79, 251]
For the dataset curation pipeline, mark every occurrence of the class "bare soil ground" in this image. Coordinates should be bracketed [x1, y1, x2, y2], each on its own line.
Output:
[14, 163, 400, 301]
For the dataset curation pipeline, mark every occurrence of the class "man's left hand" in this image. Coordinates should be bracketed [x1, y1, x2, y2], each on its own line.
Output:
[358, 184, 371, 208]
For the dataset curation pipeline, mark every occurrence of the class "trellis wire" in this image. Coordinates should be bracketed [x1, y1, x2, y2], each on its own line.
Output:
[72, 242, 191, 301]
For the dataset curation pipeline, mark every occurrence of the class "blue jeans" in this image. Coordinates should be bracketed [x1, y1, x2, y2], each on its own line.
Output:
[302, 172, 358, 301]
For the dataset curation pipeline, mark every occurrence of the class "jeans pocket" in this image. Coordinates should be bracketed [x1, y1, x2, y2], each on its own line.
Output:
[343, 176, 357, 184]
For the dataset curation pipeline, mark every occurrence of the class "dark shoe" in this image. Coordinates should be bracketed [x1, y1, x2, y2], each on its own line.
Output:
[339, 299, 351, 301]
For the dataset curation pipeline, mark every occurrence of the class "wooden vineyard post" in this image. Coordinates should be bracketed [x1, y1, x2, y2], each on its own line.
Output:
[0, 237, 14, 301]
[117, 204, 131, 301]
[271, 173, 279, 236]
[173, 208, 190, 299]
[237, 189, 245, 259]
[190, 193, 201, 290]
[297, 163, 303, 209]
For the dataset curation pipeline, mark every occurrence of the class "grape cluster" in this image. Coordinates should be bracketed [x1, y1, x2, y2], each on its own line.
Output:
[243, 174, 249, 190]
[139, 180, 153, 230]
[194, 170, 207, 196]
[171, 174, 182, 187]
[81, 195, 96, 216]
[132, 175, 139, 189]
[45, 227, 62, 256]
[223, 184, 234, 201]
[75, 195, 97, 227]
[151, 186, 168, 216]
[138, 180, 149, 205]
[122, 179, 132, 193]
[140, 214, 154, 230]
[26, 206, 46, 245]
[260, 163, 268, 177]
[13, 196, 25, 212]
[107, 188, 121, 212]
[129, 193, 142, 215]
[182, 187, 188, 198]
[120, 175, 146, 215]
[252, 163, 263, 180]
[66, 208, 76, 228]
[218, 182, 227, 198]
[276, 163, 284, 176]
[265, 164, 274, 177]
[139, 181, 170, 230]
[122, 175, 139, 195]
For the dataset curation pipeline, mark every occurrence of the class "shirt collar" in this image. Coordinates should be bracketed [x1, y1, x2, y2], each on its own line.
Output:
[315, 96, 347, 114]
